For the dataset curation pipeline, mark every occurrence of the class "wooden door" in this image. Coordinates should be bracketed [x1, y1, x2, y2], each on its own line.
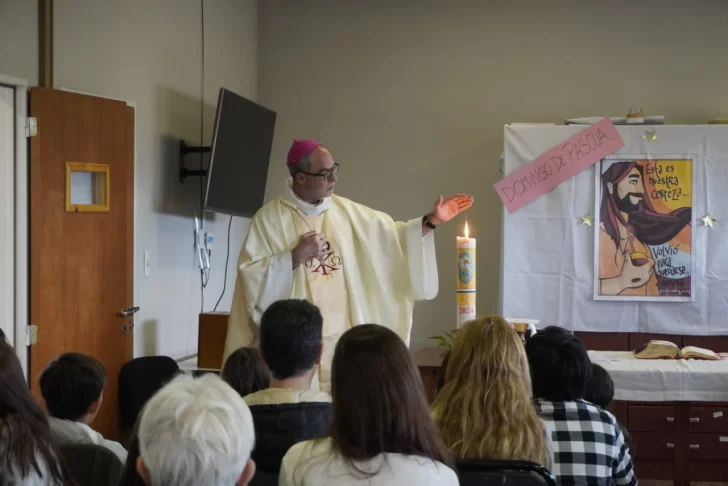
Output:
[30, 88, 134, 440]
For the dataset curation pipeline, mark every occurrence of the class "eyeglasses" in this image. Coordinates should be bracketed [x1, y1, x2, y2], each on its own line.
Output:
[299, 163, 339, 179]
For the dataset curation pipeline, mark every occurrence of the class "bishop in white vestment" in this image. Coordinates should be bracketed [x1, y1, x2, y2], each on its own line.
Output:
[225, 139, 473, 390]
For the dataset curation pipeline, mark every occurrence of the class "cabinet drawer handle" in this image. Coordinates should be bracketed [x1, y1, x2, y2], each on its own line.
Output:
[690, 417, 700, 423]
[689, 444, 700, 450]
[665, 417, 675, 423]
[666, 443, 675, 449]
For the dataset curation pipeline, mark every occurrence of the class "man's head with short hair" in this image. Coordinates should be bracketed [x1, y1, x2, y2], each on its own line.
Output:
[39, 353, 107, 424]
[525, 326, 592, 402]
[260, 299, 323, 381]
[585, 363, 615, 409]
[136, 374, 256, 486]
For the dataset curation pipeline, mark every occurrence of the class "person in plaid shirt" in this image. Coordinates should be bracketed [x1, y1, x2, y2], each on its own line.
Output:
[526, 327, 637, 486]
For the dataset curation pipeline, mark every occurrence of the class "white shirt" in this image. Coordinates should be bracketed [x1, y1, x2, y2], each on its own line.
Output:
[279, 437, 459, 486]
[47, 417, 128, 463]
[0, 419, 62, 486]
[244, 387, 332, 406]
[0, 462, 59, 486]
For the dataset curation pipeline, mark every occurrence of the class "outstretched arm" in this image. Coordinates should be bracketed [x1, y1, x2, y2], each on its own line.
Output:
[422, 194, 474, 235]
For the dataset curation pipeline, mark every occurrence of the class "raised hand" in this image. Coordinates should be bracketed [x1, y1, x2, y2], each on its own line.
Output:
[430, 195, 474, 225]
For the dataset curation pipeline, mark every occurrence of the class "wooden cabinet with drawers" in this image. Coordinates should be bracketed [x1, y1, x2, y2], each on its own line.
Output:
[685, 404, 728, 482]
[575, 331, 728, 486]
[624, 403, 728, 483]
[625, 402, 681, 481]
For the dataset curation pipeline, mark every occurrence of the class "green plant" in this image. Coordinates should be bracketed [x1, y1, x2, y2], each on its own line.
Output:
[429, 329, 459, 350]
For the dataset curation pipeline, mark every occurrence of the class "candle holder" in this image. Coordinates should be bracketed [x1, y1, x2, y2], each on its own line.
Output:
[513, 322, 529, 343]
[506, 318, 539, 344]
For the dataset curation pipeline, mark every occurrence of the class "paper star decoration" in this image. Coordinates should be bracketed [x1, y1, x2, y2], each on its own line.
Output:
[580, 213, 593, 226]
[643, 130, 658, 143]
[702, 213, 716, 228]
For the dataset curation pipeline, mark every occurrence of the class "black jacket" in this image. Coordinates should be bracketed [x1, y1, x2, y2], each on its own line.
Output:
[249, 401, 332, 474]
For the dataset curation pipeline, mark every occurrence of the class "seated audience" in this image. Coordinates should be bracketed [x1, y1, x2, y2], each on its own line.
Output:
[586, 363, 634, 453]
[433, 316, 552, 467]
[136, 374, 256, 486]
[222, 346, 269, 398]
[585, 363, 614, 409]
[117, 417, 144, 486]
[118, 356, 180, 441]
[526, 326, 636, 486]
[280, 324, 458, 486]
[39, 353, 127, 463]
[244, 300, 331, 479]
[0, 340, 69, 485]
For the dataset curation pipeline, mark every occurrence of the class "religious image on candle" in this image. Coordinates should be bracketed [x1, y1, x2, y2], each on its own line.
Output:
[457, 221, 476, 327]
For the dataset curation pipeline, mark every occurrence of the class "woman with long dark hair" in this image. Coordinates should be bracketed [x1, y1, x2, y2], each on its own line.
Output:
[279, 324, 457, 486]
[0, 340, 68, 485]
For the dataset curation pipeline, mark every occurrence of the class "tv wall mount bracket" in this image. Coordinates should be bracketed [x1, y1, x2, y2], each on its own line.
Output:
[179, 140, 211, 183]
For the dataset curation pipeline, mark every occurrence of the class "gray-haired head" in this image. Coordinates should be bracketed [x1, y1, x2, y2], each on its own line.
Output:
[137, 374, 256, 486]
[288, 152, 313, 177]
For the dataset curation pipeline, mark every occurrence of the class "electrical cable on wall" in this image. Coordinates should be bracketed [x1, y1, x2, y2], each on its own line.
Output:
[199, 0, 208, 314]
[213, 216, 233, 312]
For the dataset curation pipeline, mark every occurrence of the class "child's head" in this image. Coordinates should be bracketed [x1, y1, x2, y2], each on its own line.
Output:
[585, 363, 614, 409]
[39, 353, 107, 424]
[525, 325, 591, 401]
[221, 347, 269, 398]
[259, 299, 323, 381]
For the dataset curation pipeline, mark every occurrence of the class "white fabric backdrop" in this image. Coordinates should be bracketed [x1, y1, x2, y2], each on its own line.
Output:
[501, 125, 728, 335]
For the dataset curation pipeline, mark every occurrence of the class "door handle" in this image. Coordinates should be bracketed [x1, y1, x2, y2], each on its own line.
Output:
[118, 305, 140, 318]
[689, 417, 700, 423]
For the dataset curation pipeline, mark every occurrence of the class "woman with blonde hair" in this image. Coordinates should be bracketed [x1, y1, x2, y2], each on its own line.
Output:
[433, 316, 552, 467]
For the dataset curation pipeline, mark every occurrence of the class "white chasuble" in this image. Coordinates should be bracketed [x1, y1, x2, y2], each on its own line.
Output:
[224, 180, 439, 390]
[290, 211, 350, 391]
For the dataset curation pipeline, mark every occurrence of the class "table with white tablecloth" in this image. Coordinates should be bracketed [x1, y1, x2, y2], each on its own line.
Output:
[589, 351, 728, 402]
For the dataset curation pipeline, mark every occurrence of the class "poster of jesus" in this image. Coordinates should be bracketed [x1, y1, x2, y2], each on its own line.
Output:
[593, 156, 694, 302]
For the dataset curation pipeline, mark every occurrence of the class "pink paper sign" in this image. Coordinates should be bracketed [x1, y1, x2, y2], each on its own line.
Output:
[495, 118, 625, 213]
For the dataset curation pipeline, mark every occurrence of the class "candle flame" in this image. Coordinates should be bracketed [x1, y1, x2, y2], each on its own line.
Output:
[464, 221, 469, 239]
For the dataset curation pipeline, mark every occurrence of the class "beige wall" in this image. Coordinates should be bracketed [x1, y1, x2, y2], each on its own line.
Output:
[0, 0, 38, 85]
[51, 0, 257, 358]
[3, 0, 727, 356]
[259, 0, 728, 348]
[0, 0, 258, 359]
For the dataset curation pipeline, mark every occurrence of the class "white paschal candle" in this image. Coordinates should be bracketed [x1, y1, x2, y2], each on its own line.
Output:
[456, 222, 476, 327]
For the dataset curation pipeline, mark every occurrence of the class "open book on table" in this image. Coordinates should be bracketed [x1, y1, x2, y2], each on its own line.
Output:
[633, 340, 722, 360]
